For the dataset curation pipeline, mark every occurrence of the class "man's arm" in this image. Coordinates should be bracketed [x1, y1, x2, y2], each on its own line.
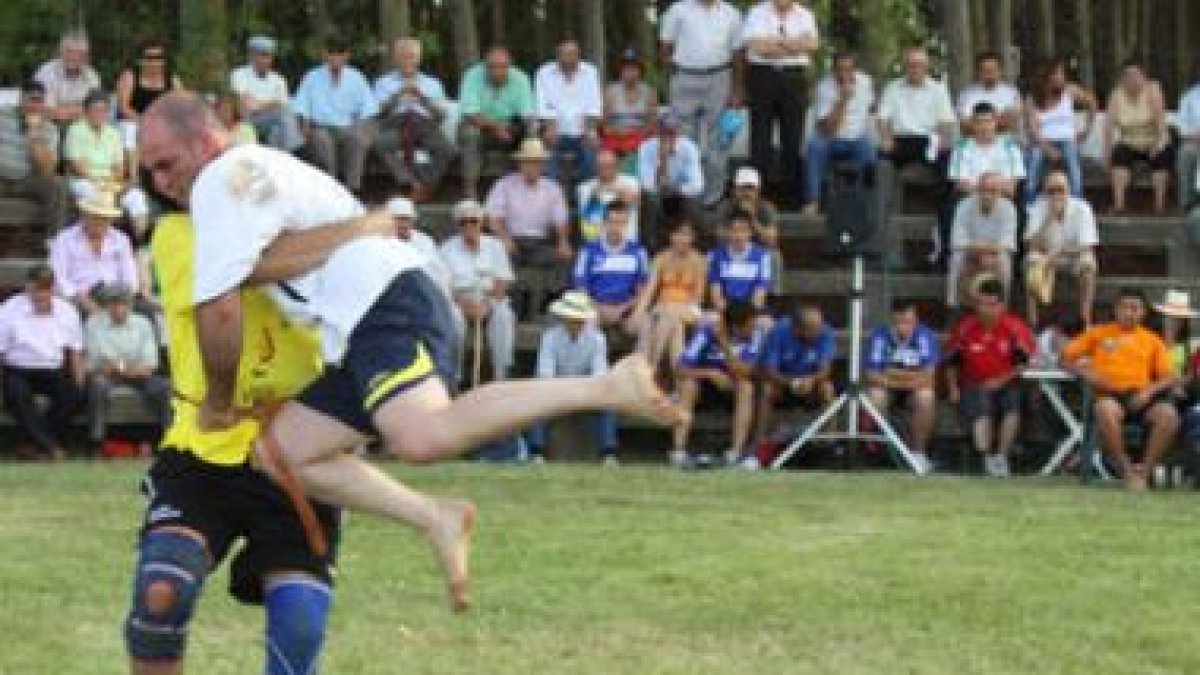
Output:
[196, 291, 244, 417]
[246, 210, 393, 285]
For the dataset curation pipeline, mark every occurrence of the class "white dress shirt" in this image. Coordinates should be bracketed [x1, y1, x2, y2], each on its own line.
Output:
[0, 294, 83, 370]
[659, 0, 743, 70]
[400, 229, 451, 293]
[878, 77, 956, 136]
[813, 71, 875, 140]
[535, 61, 603, 137]
[951, 196, 1018, 251]
[48, 223, 139, 300]
[741, 1, 818, 67]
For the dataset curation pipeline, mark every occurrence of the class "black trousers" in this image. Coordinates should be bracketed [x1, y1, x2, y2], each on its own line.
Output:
[2, 366, 82, 455]
[747, 64, 808, 197]
[884, 135, 954, 264]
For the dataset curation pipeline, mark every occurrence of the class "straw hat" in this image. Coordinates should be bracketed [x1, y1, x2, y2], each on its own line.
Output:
[549, 291, 597, 321]
[511, 137, 550, 161]
[452, 198, 487, 222]
[78, 190, 122, 219]
[1154, 289, 1200, 319]
[1025, 258, 1056, 306]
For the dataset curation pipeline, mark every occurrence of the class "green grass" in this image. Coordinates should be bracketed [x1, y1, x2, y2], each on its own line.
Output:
[1, 462, 1199, 674]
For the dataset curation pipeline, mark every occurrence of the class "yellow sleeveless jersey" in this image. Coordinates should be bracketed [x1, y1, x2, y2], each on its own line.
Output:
[152, 213, 323, 466]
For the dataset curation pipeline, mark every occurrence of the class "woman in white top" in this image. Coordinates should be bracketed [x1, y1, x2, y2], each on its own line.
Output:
[1023, 59, 1096, 203]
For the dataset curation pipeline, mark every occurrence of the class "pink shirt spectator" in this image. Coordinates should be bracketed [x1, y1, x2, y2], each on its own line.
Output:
[0, 294, 83, 369]
[48, 222, 139, 300]
[485, 174, 569, 240]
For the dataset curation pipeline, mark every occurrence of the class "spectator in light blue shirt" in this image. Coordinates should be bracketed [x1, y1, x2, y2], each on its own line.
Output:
[572, 201, 649, 334]
[637, 112, 703, 247]
[292, 37, 379, 191]
[527, 291, 619, 465]
[373, 38, 455, 197]
[755, 303, 838, 454]
[1177, 71, 1200, 209]
[671, 300, 763, 469]
[707, 209, 773, 312]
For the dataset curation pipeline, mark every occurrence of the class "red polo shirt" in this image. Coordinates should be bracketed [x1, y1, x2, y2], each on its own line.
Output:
[946, 312, 1035, 386]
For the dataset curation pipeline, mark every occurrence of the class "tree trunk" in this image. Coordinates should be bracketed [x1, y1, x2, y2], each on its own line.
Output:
[1076, 0, 1095, 90]
[447, 0, 479, 73]
[179, 0, 228, 91]
[1176, 0, 1191, 98]
[860, 0, 889, 81]
[490, 0, 505, 47]
[1034, 0, 1055, 60]
[971, 0, 989, 51]
[579, 0, 606, 82]
[379, 0, 411, 46]
[942, 0, 973, 92]
[991, 0, 1015, 77]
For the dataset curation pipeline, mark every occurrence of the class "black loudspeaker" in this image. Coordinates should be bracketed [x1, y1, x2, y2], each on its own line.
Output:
[823, 163, 884, 258]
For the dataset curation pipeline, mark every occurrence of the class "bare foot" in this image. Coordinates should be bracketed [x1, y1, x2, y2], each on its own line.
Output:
[427, 498, 476, 613]
[609, 354, 689, 427]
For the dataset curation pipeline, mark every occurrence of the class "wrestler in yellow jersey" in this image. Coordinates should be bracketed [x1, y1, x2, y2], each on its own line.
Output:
[152, 212, 323, 466]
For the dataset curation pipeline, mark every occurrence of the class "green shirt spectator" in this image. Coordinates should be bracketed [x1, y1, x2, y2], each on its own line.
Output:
[458, 61, 535, 123]
[65, 118, 122, 181]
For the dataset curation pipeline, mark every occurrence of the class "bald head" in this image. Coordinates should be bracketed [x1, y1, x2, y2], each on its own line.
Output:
[140, 91, 229, 207]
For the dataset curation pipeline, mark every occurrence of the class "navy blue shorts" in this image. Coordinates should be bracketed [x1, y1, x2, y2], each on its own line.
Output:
[297, 269, 456, 435]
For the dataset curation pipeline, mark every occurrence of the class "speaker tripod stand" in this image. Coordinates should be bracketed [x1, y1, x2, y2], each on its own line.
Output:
[769, 255, 929, 475]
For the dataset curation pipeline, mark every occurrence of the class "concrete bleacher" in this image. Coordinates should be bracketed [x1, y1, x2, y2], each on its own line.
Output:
[2, 153, 1197, 463]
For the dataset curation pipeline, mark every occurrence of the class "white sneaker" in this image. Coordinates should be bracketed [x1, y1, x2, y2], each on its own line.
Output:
[530, 454, 546, 465]
[669, 450, 688, 468]
[995, 454, 1011, 478]
[724, 449, 740, 466]
[738, 454, 761, 471]
[602, 455, 620, 468]
[911, 452, 933, 475]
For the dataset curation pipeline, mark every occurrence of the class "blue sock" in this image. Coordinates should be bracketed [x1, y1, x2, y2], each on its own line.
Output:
[265, 578, 331, 675]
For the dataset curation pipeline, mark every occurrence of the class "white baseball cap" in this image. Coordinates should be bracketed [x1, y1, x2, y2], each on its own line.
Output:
[386, 196, 416, 219]
[734, 166, 761, 188]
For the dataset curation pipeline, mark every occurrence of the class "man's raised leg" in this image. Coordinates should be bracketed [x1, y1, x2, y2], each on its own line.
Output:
[262, 403, 475, 610]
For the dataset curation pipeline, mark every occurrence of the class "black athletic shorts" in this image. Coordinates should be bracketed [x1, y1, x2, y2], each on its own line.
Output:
[137, 448, 341, 605]
[297, 269, 457, 434]
[1111, 142, 1175, 172]
[958, 383, 1023, 423]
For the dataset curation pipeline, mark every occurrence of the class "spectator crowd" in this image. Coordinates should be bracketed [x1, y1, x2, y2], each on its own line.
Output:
[3, 0, 1200, 492]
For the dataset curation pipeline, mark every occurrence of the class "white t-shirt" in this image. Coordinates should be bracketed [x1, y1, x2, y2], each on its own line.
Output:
[576, 174, 641, 243]
[659, 0, 743, 70]
[535, 61, 603, 137]
[1025, 197, 1100, 254]
[813, 72, 875, 140]
[741, 1, 818, 67]
[439, 234, 515, 298]
[957, 82, 1021, 119]
[948, 138, 1026, 184]
[878, 77, 956, 136]
[402, 229, 451, 293]
[229, 66, 290, 109]
[191, 145, 425, 362]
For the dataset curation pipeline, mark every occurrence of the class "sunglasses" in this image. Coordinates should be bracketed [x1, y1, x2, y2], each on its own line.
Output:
[1046, 185, 1068, 195]
[142, 52, 165, 62]
[460, 218, 483, 225]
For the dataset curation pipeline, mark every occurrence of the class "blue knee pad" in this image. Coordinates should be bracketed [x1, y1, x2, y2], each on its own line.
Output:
[124, 530, 209, 661]
[265, 578, 331, 675]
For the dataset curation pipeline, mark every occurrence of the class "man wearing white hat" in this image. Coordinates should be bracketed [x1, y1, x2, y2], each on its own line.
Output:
[48, 190, 140, 317]
[528, 291, 619, 464]
[387, 196, 449, 291]
[486, 137, 572, 278]
[1063, 288, 1181, 491]
[229, 35, 300, 151]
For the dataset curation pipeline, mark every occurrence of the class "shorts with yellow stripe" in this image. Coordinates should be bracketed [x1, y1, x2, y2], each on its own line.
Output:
[297, 269, 457, 434]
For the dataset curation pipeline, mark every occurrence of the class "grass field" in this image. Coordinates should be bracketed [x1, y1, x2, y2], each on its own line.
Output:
[2, 461, 1200, 674]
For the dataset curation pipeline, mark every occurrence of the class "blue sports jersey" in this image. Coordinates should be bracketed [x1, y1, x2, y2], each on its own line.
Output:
[707, 244, 772, 303]
[864, 323, 941, 372]
[679, 323, 764, 370]
[572, 240, 650, 304]
[762, 319, 838, 376]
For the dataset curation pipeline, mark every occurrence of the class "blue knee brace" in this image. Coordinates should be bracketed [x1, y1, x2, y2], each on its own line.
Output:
[124, 530, 209, 661]
[265, 578, 331, 675]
